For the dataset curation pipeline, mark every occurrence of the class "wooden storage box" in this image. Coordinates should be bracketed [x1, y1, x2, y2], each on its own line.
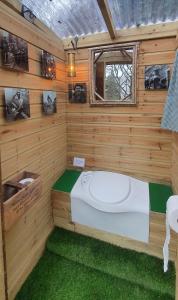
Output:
[2, 171, 42, 231]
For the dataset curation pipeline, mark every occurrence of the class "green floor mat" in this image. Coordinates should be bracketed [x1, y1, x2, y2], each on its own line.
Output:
[15, 251, 174, 300]
[47, 228, 175, 297]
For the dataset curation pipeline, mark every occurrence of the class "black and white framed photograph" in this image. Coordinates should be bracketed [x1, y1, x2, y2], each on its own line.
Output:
[4, 88, 30, 121]
[145, 64, 170, 90]
[68, 83, 87, 103]
[41, 50, 56, 80]
[42, 91, 57, 115]
[0, 30, 29, 72]
[21, 5, 36, 24]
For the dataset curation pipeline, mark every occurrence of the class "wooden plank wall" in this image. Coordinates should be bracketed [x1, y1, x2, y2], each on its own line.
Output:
[0, 3, 67, 300]
[66, 37, 176, 184]
[0, 138, 5, 300]
[0, 211, 6, 300]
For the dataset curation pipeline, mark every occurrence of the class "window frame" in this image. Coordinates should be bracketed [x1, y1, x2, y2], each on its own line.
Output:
[89, 42, 139, 106]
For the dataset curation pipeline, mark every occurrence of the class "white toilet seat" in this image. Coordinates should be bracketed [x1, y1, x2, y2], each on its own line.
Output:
[89, 171, 131, 204]
[72, 171, 149, 214]
[71, 171, 150, 243]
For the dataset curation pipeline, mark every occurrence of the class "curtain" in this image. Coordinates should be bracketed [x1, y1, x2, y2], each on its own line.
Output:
[161, 50, 178, 132]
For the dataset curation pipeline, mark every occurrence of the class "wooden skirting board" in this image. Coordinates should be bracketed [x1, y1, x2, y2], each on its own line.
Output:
[52, 190, 178, 261]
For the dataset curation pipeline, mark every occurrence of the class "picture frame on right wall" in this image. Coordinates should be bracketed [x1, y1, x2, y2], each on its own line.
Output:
[145, 64, 170, 90]
[68, 83, 87, 103]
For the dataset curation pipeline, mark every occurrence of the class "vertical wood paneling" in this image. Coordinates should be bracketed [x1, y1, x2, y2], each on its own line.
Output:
[66, 38, 176, 184]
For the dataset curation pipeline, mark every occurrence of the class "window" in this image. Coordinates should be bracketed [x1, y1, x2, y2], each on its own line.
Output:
[90, 43, 138, 106]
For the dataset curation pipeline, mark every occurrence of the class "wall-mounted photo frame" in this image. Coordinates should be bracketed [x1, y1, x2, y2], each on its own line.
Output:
[4, 88, 30, 121]
[41, 50, 56, 80]
[145, 64, 170, 90]
[0, 30, 29, 72]
[68, 83, 87, 103]
[42, 91, 57, 115]
[21, 5, 36, 24]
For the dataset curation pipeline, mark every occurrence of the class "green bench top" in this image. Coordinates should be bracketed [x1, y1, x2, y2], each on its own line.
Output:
[52, 169, 81, 193]
[52, 170, 173, 214]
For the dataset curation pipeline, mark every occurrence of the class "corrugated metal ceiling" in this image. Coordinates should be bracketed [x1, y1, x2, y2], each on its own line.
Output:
[21, 0, 178, 39]
[20, 0, 107, 38]
[108, 0, 178, 28]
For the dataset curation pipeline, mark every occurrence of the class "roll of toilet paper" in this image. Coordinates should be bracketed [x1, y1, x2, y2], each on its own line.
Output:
[163, 195, 178, 272]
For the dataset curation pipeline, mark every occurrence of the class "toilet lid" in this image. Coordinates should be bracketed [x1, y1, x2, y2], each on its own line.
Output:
[89, 171, 131, 204]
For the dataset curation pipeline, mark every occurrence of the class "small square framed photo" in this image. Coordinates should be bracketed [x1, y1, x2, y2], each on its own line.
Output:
[42, 91, 57, 115]
[4, 88, 30, 121]
[145, 64, 170, 90]
[41, 51, 56, 80]
[1, 30, 29, 72]
[69, 83, 87, 103]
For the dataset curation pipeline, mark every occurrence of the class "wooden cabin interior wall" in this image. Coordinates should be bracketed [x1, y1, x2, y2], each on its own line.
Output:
[0, 213, 6, 300]
[66, 38, 176, 185]
[0, 3, 67, 299]
[0, 155, 6, 300]
[1, 1, 178, 300]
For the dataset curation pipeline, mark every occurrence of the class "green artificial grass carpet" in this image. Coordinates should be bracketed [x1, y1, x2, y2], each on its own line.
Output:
[47, 228, 175, 297]
[15, 251, 174, 300]
[15, 228, 175, 300]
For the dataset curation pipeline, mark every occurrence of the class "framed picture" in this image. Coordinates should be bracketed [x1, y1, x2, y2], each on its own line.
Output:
[68, 83, 87, 103]
[0, 30, 29, 72]
[145, 64, 170, 90]
[42, 91, 57, 115]
[4, 88, 30, 121]
[21, 5, 36, 24]
[41, 50, 56, 80]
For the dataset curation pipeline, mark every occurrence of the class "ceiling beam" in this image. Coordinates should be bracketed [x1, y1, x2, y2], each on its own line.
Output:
[97, 0, 116, 40]
[63, 21, 178, 50]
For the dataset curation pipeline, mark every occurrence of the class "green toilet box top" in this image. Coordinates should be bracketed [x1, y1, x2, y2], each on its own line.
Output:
[52, 170, 173, 214]
[52, 169, 81, 194]
[149, 183, 173, 213]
